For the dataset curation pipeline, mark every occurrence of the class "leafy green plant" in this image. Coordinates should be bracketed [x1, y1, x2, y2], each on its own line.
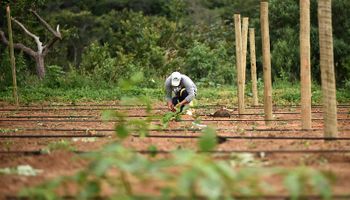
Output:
[198, 127, 217, 152]
[43, 65, 65, 88]
[161, 110, 182, 128]
[283, 167, 334, 200]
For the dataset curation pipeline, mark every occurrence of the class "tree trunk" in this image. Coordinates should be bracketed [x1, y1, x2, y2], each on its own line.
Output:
[35, 54, 46, 79]
[0, 10, 61, 80]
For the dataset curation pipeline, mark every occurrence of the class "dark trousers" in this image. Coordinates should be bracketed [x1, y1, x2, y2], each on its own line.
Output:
[172, 88, 188, 112]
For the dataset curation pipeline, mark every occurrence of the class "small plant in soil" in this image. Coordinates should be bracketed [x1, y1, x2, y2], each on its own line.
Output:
[41, 140, 76, 154]
[161, 106, 190, 128]
[3, 140, 14, 151]
[0, 128, 18, 133]
[248, 142, 257, 149]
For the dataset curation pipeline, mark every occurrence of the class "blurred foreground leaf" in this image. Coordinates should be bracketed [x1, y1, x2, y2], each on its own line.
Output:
[199, 127, 217, 152]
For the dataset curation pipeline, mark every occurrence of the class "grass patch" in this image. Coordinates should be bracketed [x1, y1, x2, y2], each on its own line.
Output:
[1, 82, 349, 105]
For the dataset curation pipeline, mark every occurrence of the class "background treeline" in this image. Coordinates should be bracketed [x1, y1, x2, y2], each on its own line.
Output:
[0, 0, 349, 91]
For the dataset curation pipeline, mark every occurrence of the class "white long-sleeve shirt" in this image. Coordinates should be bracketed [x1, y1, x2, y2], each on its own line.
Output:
[165, 74, 197, 102]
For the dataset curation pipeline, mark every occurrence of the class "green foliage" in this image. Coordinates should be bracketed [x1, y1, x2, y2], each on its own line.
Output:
[0, 51, 29, 90]
[0, 51, 11, 90]
[42, 65, 65, 88]
[198, 127, 217, 152]
[80, 42, 118, 85]
[56, 65, 93, 89]
[271, 28, 299, 82]
[161, 110, 182, 128]
[0, 0, 47, 18]
[283, 167, 333, 200]
[183, 41, 235, 85]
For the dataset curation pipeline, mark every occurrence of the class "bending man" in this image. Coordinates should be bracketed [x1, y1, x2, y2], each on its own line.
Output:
[165, 72, 197, 112]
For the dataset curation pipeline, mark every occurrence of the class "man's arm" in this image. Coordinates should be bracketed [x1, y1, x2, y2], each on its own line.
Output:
[165, 77, 176, 111]
[165, 76, 172, 102]
[182, 76, 197, 103]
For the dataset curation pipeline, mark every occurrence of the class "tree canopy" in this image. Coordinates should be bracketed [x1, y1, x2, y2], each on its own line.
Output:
[1, 0, 349, 89]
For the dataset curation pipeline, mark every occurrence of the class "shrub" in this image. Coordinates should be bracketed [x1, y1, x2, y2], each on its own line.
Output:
[183, 41, 235, 85]
[0, 51, 29, 90]
[43, 65, 65, 88]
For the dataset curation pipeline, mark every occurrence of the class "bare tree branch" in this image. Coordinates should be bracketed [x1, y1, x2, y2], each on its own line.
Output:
[29, 9, 62, 39]
[0, 30, 37, 57]
[43, 37, 60, 56]
[12, 17, 44, 53]
[1, 10, 62, 79]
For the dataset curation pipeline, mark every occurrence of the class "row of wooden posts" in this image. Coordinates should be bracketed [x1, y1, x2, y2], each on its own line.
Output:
[234, 0, 337, 138]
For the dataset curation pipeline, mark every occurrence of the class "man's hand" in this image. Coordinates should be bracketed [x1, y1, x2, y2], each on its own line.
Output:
[175, 103, 183, 109]
[167, 101, 176, 112]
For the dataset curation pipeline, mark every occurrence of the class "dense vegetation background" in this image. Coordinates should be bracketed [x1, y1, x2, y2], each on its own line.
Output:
[0, 0, 349, 98]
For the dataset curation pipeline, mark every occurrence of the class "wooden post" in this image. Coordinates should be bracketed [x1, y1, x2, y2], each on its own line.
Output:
[318, 0, 337, 138]
[300, 0, 312, 130]
[6, 5, 19, 106]
[249, 28, 259, 106]
[234, 14, 245, 115]
[242, 17, 249, 93]
[260, 1, 273, 124]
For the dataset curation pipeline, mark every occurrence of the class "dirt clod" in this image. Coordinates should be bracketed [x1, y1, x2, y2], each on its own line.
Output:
[213, 109, 231, 117]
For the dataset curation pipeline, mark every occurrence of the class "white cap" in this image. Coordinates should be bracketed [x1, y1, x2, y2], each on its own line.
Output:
[171, 72, 181, 86]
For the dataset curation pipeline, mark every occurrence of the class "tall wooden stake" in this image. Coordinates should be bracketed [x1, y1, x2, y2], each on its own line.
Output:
[242, 17, 249, 93]
[249, 28, 259, 106]
[6, 5, 19, 106]
[260, 1, 273, 124]
[318, 0, 337, 138]
[300, 0, 312, 130]
[234, 14, 245, 115]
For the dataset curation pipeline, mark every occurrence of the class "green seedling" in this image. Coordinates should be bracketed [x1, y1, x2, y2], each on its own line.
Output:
[303, 141, 311, 148]
[230, 153, 262, 167]
[248, 141, 257, 149]
[0, 128, 18, 133]
[41, 140, 75, 154]
[237, 128, 246, 134]
[161, 109, 183, 128]
[278, 121, 288, 125]
[148, 145, 158, 157]
[4, 140, 14, 151]
[0, 165, 43, 176]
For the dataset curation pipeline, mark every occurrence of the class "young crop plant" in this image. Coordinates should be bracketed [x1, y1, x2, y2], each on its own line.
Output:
[40, 140, 76, 154]
[161, 108, 183, 128]
[0, 128, 19, 133]
[3, 140, 14, 151]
